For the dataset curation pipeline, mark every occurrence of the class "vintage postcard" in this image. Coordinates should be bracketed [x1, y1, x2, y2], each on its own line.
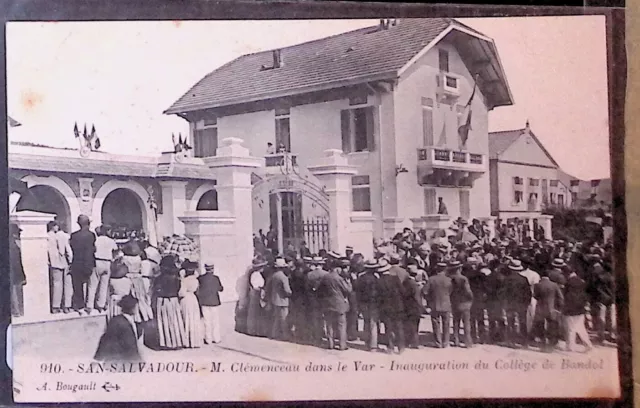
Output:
[7, 8, 624, 403]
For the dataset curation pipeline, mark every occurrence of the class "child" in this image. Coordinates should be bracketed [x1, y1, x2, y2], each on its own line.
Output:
[196, 263, 224, 344]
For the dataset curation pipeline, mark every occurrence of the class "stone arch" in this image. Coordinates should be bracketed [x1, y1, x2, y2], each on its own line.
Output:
[92, 179, 157, 243]
[189, 183, 218, 211]
[19, 174, 81, 233]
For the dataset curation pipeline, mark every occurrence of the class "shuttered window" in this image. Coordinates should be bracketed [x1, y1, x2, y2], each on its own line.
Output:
[459, 190, 470, 219]
[352, 175, 371, 212]
[341, 107, 375, 153]
[439, 49, 449, 72]
[422, 97, 434, 146]
[424, 188, 436, 215]
[194, 127, 218, 158]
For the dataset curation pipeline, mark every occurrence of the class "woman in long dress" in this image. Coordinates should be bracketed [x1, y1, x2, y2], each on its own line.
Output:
[154, 255, 186, 349]
[179, 261, 204, 348]
[122, 240, 154, 323]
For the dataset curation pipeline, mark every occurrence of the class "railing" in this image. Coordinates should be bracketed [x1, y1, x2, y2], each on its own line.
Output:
[265, 153, 298, 167]
[417, 148, 484, 166]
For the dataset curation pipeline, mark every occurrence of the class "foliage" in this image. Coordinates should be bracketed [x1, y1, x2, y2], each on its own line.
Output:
[543, 208, 604, 243]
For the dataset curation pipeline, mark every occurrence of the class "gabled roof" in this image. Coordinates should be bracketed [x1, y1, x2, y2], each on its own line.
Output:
[165, 18, 513, 115]
[488, 126, 560, 167]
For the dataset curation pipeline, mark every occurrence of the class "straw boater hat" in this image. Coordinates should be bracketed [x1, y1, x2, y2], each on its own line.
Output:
[448, 260, 462, 270]
[327, 251, 341, 259]
[551, 258, 566, 269]
[274, 258, 288, 269]
[508, 259, 524, 272]
[364, 260, 379, 270]
[311, 256, 325, 265]
[435, 262, 448, 272]
[378, 262, 391, 273]
[302, 256, 313, 263]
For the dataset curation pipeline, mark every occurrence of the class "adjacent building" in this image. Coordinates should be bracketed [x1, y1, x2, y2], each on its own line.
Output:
[165, 18, 514, 251]
[488, 122, 571, 236]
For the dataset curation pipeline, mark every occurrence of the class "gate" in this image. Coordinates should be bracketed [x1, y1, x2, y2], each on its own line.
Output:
[302, 217, 329, 255]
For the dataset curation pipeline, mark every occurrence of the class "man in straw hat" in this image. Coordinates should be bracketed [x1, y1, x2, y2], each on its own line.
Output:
[317, 257, 352, 350]
[423, 262, 452, 348]
[377, 260, 405, 353]
[355, 260, 381, 352]
[197, 263, 224, 344]
[449, 260, 474, 348]
[306, 256, 328, 345]
[503, 259, 532, 349]
[265, 257, 293, 340]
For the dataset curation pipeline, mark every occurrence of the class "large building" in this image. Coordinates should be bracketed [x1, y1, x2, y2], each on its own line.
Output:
[165, 18, 514, 252]
[488, 122, 570, 234]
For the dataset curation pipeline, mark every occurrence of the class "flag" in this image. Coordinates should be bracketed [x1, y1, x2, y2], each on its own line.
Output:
[178, 134, 183, 145]
[458, 75, 479, 147]
[94, 137, 101, 150]
[437, 118, 447, 146]
[73, 122, 79, 138]
[172, 133, 176, 147]
[83, 124, 89, 141]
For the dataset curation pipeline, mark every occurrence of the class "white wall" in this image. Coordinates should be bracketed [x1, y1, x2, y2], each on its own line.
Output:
[500, 133, 556, 167]
[496, 162, 560, 212]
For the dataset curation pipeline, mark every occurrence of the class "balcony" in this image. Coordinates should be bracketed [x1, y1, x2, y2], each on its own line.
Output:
[265, 153, 298, 167]
[417, 147, 486, 173]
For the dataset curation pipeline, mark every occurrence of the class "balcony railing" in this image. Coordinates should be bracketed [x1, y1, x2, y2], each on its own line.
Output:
[417, 147, 485, 168]
[265, 153, 298, 167]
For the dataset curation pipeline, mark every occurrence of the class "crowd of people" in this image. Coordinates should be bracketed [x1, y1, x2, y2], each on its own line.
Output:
[237, 220, 615, 354]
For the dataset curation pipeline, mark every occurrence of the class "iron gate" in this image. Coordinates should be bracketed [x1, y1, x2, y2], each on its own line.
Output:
[302, 217, 329, 255]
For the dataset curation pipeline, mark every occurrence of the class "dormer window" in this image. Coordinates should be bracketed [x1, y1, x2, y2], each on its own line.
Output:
[439, 49, 449, 72]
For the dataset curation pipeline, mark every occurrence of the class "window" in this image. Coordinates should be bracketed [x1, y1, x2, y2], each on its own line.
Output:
[550, 180, 559, 187]
[550, 193, 556, 204]
[558, 194, 565, 207]
[513, 190, 524, 204]
[351, 175, 371, 211]
[438, 49, 449, 72]
[341, 107, 375, 153]
[349, 95, 368, 106]
[513, 176, 523, 185]
[459, 190, 470, 219]
[570, 180, 580, 187]
[529, 178, 539, 187]
[193, 118, 218, 158]
[422, 97, 434, 146]
[571, 191, 578, 203]
[424, 188, 436, 214]
[529, 193, 538, 203]
[275, 108, 291, 153]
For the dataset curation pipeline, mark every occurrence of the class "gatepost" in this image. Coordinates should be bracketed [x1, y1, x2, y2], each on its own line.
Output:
[308, 149, 358, 254]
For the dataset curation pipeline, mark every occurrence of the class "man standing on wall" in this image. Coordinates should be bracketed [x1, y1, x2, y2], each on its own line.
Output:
[47, 221, 73, 314]
[69, 215, 96, 315]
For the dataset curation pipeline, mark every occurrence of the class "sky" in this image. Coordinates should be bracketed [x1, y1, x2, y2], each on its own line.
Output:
[7, 16, 610, 180]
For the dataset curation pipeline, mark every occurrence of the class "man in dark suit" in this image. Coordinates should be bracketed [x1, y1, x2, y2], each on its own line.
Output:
[355, 260, 381, 351]
[503, 260, 533, 349]
[69, 215, 96, 315]
[423, 262, 452, 348]
[318, 259, 352, 350]
[306, 257, 329, 346]
[94, 295, 141, 361]
[563, 266, 593, 352]
[377, 262, 405, 354]
[549, 258, 567, 288]
[450, 260, 474, 348]
[197, 263, 224, 344]
[533, 270, 564, 352]
[265, 258, 293, 340]
[485, 259, 506, 344]
[402, 259, 425, 349]
[464, 259, 488, 344]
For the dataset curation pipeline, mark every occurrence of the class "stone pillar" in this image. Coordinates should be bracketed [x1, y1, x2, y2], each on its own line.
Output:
[179, 211, 239, 302]
[308, 149, 358, 253]
[383, 217, 405, 241]
[205, 137, 263, 269]
[539, 214, 553, 240]
[479, 216, 497, 241]
[10, 211, 55, 322]
[350, 212, 375, 260]
[159, 180, 188, 237]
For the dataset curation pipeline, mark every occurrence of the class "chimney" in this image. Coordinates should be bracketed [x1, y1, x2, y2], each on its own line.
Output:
[273, 49, 283, 68]
[525, 119, 530, 132]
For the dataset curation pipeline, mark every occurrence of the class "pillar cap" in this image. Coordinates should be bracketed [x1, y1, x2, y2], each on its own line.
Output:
[10, 210, 56, 224]
[308, 149, 357, 176]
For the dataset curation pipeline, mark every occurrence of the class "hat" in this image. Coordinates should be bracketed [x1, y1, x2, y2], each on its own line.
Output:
[378, 258, 390, 268]
[311, 256, 325, 265]
[345, 246, 354, 251]
[551, 258, 566, 268]
[508, 259, 524, 271]
[327, 251, 341, 259]
[302, 256, 313, 263]
[448, 260, 462, 269]
[182, 260, 199, 271]
[117, 294, 138, 311]
[378, 263, 391, 273]
[274, 258, 288, 268]
[204, 263, 215, 272]
[364, 260, 380, 269]
[436, 262, 448, 270]
[466, 257, 478, 264]
[480, 267, 492, 276]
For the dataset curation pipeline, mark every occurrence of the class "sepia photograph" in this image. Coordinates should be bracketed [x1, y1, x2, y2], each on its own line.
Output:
[6, 9, 623, 402]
